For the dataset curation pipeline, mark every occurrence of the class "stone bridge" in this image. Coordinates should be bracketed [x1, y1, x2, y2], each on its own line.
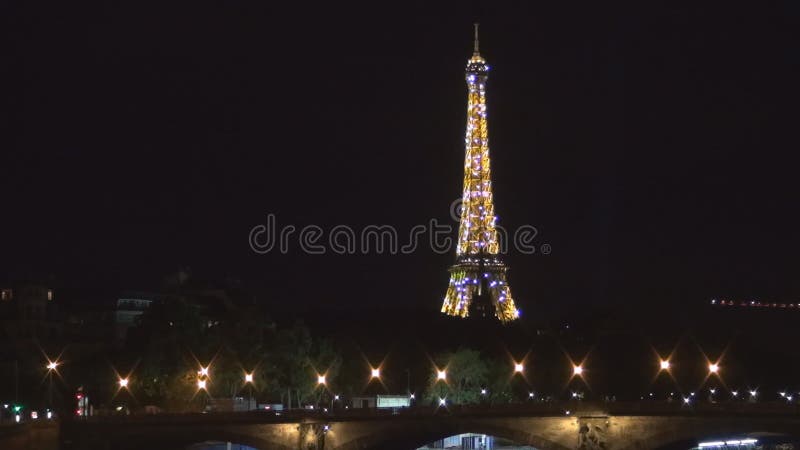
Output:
[58, 403, 800, 450]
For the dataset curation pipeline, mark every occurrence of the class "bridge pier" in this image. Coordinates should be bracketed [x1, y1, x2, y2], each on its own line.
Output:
[577, 416, 610, 450]
[297, 422, 328, 450]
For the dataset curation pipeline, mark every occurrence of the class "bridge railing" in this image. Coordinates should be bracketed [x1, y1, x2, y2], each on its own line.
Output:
[63, 400, 799, 426]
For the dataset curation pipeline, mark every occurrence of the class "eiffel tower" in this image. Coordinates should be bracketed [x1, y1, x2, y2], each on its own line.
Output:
[441, 24, 520, 323]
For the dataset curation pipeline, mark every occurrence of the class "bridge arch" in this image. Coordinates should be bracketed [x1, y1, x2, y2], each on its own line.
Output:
[60, 420, 296, 450]
[115, 430, 285, 450]
[328, 419, 572, 450]
[614, 417, 800, 450]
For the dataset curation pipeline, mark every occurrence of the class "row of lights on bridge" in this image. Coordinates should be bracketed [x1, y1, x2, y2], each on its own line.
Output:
[44, 356, 797, 406]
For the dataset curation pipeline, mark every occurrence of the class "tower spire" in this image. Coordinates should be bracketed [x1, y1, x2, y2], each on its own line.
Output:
[473, 23, 480, 55]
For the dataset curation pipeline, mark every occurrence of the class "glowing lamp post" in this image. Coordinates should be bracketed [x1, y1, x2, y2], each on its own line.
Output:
[573, 365, 583, 376]
[317, 374, 326, 385]
[371, 368, 380, 379]
[197, 379, 206, 390]
[118, 378, 129, 388]
[708, 363, 719, 375]
[514, 362, 524, 373]
[437, 369, 446, 381]
[660, 360, 670, 370]
[45, 361, 58, 408]
[245, 373, 253, 384]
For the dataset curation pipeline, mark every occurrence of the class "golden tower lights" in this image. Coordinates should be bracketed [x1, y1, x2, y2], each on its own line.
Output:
[441, 24, 520, 323]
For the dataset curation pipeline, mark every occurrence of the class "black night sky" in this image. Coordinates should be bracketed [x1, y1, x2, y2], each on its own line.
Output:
[4, 2, 799, 317]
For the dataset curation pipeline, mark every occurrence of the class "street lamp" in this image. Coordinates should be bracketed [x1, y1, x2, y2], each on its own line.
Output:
[45, 361, 58, 409]
[243, 373, 255, 411]
[197, 379, 206, 390]
[573, 365, 583, 376]
[514, 362, 524, 373]
[198, 366, 209, 377]
[118, 378, 129, 388]
[659, 359, 670, 370]
[318, 374, 326, 385]
[708, 363, 719, 374]
[371, 368, 380, 379]
[437, 369, 446, 381]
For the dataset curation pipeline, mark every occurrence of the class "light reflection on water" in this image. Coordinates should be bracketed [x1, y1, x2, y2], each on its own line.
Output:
[417, 433, 537, 450]
[186, 443, 257, 450]
[185, 435, 536, 450]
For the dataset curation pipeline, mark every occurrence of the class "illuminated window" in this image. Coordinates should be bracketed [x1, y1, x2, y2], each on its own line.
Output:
[47, 290, 53, 301]
[0, 289, 10, 301]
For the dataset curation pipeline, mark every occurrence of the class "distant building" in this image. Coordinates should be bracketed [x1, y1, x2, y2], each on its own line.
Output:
[0, 284, 61, 341]
[350, 395, 410, 409]
[112, 292, 160, 341]
[63, 290, 163, 345]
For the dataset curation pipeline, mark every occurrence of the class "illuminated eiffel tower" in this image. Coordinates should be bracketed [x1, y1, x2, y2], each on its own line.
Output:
[441, 24, 520, 323]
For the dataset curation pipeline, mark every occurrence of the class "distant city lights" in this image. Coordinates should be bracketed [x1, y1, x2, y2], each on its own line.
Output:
[711, 298, 798, 309]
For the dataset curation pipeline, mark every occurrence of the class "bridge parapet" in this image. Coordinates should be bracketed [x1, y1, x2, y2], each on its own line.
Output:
[59, 403, 800, 450]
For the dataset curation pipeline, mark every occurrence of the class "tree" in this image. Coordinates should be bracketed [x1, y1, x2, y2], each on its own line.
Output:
[266, 322, 314, 408]
[425, 347, 489, 405]
[124, 298, 209, 410]
[485, 357, 514, 404]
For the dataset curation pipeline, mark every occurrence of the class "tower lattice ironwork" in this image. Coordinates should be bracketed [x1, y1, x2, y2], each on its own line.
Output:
[441, 24, 520, 323]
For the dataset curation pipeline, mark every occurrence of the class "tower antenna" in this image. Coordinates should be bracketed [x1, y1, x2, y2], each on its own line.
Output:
[473, 23, 480, 55]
